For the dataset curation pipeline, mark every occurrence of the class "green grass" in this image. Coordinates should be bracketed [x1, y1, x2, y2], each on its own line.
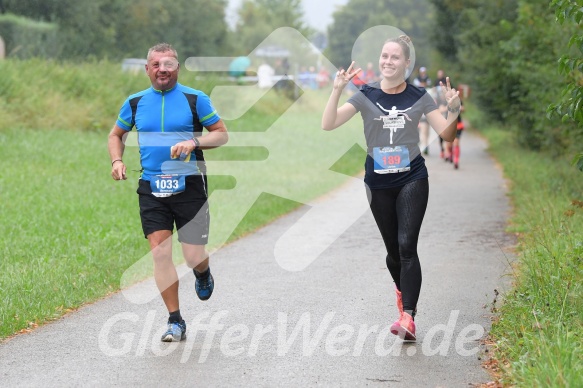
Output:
[0, 59, 366, 339]
[0, 129, 147, 336]
[0, 59, 152, 132]
[465, 104, 583, 386]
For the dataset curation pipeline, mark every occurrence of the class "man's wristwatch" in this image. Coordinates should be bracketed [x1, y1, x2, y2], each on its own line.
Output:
[191, 137, 200, 149]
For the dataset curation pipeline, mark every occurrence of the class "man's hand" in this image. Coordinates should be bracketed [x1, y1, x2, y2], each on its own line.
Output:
[108, 124, 129, 180]
[111, 160, 127, 180]
[170, 140, 196, 160]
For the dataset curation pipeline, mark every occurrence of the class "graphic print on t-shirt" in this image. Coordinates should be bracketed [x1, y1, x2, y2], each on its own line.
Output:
[373, 103, 413, 144]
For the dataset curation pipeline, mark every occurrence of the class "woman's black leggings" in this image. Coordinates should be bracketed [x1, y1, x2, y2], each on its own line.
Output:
[367, 178, 429, 311]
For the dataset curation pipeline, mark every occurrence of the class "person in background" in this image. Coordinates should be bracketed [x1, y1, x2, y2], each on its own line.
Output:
[351, 61, 368, 90]
[435, 69, 465, 168]
[274, 58, 291, 92]
[257, 62, 275, 89]
[413, 66, 432, 88]
[298, 66, 311, 89]
[363, 62, 378, 84]
[413, 67, 432, 155]
[317, 66, 331, 89]
[308, 65, 318, 89]
[435, 69, 448, 158]
[435, 69, 447, 86]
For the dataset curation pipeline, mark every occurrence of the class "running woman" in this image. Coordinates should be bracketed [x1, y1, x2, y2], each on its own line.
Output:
[321, 35, 460, 341]
[445, 103, 465, 169]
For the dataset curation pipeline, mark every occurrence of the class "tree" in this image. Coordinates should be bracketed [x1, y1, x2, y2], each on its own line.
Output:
[159, 0, 229, 58]
[232, 1, 274, 55]
[430, 0, 580, 161]
[497, 0, 573, 151]
[325, 0, 434, 69]
[234, 0, 311, 47]
[226, 0, 321, 78]
[113, 0, 229, 59]
[427, 0, 467, 62]
[231, 0, 313, 55]
[0, 0, 67, 21]
[548, 0, 583, 170]
[57, 0, 125, 58]
[0, 0, 230, 60]
[431, 0, 519, 121]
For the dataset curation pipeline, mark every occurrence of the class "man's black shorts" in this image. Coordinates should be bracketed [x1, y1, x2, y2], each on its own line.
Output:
[137, 175, 209, 245]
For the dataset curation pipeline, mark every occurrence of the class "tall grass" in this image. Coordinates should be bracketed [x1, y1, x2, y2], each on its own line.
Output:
[0, 59, 152, 132]
[465, 104, 583, 386]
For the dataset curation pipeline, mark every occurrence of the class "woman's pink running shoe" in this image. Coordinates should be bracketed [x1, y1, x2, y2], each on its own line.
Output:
[390, 312, 416, 341]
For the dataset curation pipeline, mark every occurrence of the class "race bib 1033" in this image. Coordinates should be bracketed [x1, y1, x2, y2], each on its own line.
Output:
[150, 174, 186, 197]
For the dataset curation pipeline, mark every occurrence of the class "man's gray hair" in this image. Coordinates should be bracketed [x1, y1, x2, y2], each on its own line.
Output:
[147, 43, 178, 61]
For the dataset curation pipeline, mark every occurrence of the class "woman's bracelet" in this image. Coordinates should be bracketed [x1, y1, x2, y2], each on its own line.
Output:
[448, 105, 461, 113]
[111, 159, 123, 166]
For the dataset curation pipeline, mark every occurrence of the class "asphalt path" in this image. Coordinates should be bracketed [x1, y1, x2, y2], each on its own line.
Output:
[0, 128, 514, 387]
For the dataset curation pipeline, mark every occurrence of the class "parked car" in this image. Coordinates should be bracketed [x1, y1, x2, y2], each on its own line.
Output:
[121, 58, 147, 74]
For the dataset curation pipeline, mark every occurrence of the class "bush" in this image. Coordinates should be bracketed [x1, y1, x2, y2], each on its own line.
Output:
[0, 13, 61, 58]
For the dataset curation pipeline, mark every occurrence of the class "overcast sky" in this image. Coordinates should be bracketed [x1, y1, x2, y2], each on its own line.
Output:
[225, 0, 349, 31]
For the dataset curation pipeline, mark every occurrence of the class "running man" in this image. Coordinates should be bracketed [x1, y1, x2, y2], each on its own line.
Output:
[108, 43, 228, 342]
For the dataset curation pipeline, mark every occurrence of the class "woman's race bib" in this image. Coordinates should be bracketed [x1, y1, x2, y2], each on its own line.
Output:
[373, 145, 411, 174]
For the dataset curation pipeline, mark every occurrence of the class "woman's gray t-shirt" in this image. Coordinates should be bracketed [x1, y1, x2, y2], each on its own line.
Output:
[347, 82, 438, 189]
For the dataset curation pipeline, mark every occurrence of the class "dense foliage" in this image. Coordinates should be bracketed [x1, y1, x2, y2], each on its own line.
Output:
[0, 0, 230, 59]
[428, 0, 582, 162]
[548, 0, 583, 170]
[325, 0, 434, 68]
[231, 0, 312, 55]
[0, 13, 60, 58]
[0, 0, 321, 74]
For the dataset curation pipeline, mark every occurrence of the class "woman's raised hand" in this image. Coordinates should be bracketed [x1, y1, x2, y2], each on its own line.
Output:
[334, 61, 362, 90]
[440, 76, 461, 109]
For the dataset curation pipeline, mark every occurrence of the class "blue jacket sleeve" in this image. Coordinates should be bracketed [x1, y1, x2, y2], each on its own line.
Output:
[196, 93, 220, 127]
[116, 98, 134, 131]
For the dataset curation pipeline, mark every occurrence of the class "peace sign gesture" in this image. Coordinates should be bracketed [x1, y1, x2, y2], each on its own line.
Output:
[334, 61, 362, 90]
[440, 76, 461, 111]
